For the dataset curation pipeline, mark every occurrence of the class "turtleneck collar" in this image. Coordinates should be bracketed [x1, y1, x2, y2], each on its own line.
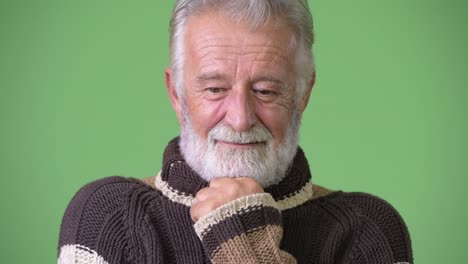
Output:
[156, 137, 314, 209]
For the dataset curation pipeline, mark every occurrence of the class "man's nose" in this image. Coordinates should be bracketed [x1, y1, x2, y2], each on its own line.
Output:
[224, 88, 256, 132]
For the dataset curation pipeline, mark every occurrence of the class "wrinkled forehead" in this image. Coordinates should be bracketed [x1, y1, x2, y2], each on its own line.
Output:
[184, 11, 298, 59]
[183, 12, 298, 77]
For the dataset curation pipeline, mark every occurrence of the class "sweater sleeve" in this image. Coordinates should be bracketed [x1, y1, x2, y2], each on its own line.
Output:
[193, 193, 296, 264]
[58, 176, 160, 264]
[345, 193, 413, 264]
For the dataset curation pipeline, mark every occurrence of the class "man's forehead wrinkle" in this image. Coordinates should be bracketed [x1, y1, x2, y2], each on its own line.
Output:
[196, 55, 292, 86]
[200, 54, 290, 66]
[195, 45, 292, 68]
[193, 31, 289, 53]
[196, 44, 287, 56]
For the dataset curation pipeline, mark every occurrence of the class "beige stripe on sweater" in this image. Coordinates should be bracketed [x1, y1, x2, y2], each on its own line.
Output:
[211, 225, 296, 264]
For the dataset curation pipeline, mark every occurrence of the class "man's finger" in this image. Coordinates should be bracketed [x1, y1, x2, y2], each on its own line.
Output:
[209, 177, 237, 188]
[195, 187, 212, 202]
[190, 200, 219, 222]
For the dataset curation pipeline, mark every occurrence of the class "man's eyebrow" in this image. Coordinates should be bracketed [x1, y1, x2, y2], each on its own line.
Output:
[196, 73, 287, 87]
[196, 72, 230, 83]
[251, 75, 287, 87]
[253, 76, 283, 83]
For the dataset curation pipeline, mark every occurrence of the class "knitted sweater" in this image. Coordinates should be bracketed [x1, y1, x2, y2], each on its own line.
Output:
[58, 138, 413, 263]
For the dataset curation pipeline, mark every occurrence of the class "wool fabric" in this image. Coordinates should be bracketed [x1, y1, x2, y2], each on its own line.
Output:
[58, 137, 413, 263]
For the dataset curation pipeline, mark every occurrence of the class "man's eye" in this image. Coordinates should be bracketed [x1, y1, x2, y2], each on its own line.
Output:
[206, 87, 224, 93]
[254, 89, 273, 96]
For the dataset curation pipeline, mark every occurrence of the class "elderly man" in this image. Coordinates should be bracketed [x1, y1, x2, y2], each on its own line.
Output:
[58, 0, 413, 263]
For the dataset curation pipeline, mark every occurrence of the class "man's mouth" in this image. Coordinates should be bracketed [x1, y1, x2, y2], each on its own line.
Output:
[215, 140, 266, 149]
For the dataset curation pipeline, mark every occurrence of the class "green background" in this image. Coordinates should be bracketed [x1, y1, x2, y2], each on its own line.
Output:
[1, 0, 466, 263]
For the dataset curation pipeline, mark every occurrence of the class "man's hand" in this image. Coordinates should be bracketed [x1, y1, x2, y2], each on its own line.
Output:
[190, 177, 264, 222]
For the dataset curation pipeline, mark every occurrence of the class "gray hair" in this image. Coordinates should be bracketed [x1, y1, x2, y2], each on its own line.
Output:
[169, 0, 315, 100]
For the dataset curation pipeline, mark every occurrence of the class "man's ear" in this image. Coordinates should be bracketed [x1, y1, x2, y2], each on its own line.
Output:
[165, 68, 183, 124]
[299, 71, 316, 113]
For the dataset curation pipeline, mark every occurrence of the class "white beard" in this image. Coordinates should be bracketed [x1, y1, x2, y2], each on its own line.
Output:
[179, 110, 300, 188]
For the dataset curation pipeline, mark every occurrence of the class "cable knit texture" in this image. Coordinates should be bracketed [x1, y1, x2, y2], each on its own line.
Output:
[58, 137, 413, 263]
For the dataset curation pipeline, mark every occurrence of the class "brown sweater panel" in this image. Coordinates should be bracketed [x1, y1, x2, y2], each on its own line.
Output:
[58, 177, 413, 263]
[58, 138, 412, 263]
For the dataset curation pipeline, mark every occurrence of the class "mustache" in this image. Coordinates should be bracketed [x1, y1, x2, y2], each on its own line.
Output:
[208, 123, 273, 144]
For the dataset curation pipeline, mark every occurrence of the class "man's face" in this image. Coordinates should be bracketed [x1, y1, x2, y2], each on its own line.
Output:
[166, 12, 311, 186]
